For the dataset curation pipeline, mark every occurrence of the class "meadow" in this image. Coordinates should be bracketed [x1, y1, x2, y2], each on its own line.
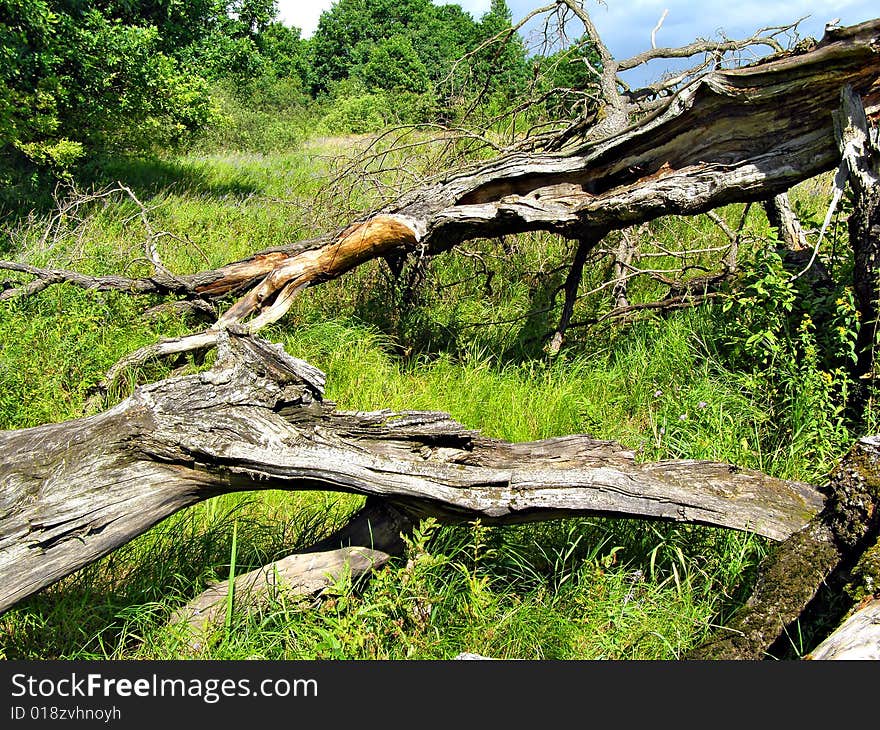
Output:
[0, 101, 869, 660]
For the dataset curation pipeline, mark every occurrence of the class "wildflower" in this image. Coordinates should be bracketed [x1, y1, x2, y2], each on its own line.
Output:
[679, 413, 688, 421]
[697, 401, 707, 409]
[653, 389, 663, 398]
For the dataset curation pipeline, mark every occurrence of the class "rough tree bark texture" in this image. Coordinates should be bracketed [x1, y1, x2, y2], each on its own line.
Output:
[5, 22, 879, 353]
[2, 19, 880, 653]
[808, 597, 880, 659]
[687, 436, 880, 659]
[763, 193, 808, 251]
[0, 332, 823, 615]
[836, 85, 880, 381]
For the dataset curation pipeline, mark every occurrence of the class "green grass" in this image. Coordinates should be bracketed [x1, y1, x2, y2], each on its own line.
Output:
[0, 125, 868, 660]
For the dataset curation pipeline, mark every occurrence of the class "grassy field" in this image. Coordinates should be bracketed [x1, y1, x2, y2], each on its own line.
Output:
[0, 117, 870, 659]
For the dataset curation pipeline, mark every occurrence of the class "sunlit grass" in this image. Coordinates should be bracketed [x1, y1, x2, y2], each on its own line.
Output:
[0, 133, 862, 660]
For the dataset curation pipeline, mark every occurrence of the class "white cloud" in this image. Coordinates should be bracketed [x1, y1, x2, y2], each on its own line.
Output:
[275, 1, 329, 36]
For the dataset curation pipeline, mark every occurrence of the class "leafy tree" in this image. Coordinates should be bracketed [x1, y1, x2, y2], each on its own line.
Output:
[358, 36, 430, 94]
[310, 0, 470, 94]
[257, 21, 310, 83]
[472, 0, 529, 100]
[0, 0, 211, 176]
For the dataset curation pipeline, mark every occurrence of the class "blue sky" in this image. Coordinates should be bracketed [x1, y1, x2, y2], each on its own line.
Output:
[276, 1, 878, 84]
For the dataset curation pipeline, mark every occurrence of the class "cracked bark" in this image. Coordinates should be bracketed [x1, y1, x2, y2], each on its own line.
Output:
[0, 331, 823, 616]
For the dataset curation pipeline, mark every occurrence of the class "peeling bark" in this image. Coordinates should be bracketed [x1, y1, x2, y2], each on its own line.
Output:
[0, 331, 823, 616]
[686, 436, 880, 660]
[6, 23, 879, 342]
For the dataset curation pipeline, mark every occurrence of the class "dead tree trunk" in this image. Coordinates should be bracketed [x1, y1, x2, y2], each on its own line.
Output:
[837, 86, 880, 382]
[0, 331, 823, 616]
[2, 19, 880, 654]
[686, 435, 880, 660]
[763, 193, 809, 251]
[807, 598, 880, 659]
[4, 21, 879, 384]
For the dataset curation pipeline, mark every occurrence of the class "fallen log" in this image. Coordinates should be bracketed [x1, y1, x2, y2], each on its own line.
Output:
[167, 498, 411, 648]
[0, 330, 823, 615]
[807, 594, 880, 659]
[5, 20, 880, 387]
[168, 547, 392, 651]
[686, 435, 880, 659]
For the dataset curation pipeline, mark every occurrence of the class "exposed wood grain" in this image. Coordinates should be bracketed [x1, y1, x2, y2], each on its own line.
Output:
[6, 21, 877, 319]
[807, 598, 880, 659]
[0, 332, 823, 615]
[168, 547, 391, 649]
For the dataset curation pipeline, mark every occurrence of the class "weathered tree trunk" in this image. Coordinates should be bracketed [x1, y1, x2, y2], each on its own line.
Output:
[687, 436, 880, 660]
[5, 21, 879, 361]
[837, 86, 880, 382]
[167, 499, 411, 648]
[3, 19, 880, 656]
[763, 193, 809, 251]
[807, 598, 880, 659]
[0, 331, 823, 616]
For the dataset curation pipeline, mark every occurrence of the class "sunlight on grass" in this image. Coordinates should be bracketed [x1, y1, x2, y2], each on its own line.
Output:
[0, 142, 864, 660]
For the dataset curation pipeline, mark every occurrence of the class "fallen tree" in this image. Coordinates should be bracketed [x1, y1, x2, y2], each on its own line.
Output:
[2, 10, 880, 657]
[0, 330, 823, 615]
[4, 19, 880, 389]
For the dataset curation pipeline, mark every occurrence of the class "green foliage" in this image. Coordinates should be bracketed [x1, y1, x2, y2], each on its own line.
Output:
[309, 0, 527, 125]
[194, 79, 310, 153]
[536, 36, 602, 118]
[310, 0, 437, 93]
[358, 36, 430, 94]
[0, 0, 211, 182]
[717, 244, 856, 469]
[0, 141, 866, 660]
[320, 83, 394, 135]
[471, 0, 530, 102]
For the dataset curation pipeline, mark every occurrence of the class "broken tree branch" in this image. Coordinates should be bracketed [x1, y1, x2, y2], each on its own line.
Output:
[167, 498, 411, 647]
[0, 331, 824, 615]
[686, 435, 880, 660]
[71, 20, 880, 393]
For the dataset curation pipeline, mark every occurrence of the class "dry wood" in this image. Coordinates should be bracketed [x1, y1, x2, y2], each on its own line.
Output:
[168, 547, 391, 649]
[687, 436, 880, 660]
[0, 331, 823, 615]
[763, 193, 809, 251]
[835, 85, 880, 381]
[807, 598, 880, 659]
[6, 20, 877, 393]
[168, 499, 410, 646]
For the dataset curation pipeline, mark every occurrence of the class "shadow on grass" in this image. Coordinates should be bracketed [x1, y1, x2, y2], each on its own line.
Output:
[80, 154, 261, 199]
[0, 493, 359, 659]
[0, 154, 261, 233]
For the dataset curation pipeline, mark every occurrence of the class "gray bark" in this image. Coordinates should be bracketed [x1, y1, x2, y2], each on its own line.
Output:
[687, 436, 880, 660]
[808, 599, 880, 659]
[0, 331, 823, 615]
[168, 547, 391, 650]
[763, 193, 809, 251]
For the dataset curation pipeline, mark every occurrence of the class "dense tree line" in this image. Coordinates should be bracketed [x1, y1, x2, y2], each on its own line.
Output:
[0, 0, 555, 182]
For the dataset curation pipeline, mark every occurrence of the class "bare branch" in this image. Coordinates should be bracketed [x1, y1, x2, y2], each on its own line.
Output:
[651, 9, 669, 50]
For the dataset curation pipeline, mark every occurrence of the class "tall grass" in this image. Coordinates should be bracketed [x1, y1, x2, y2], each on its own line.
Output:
[0, 110, 868, 659]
